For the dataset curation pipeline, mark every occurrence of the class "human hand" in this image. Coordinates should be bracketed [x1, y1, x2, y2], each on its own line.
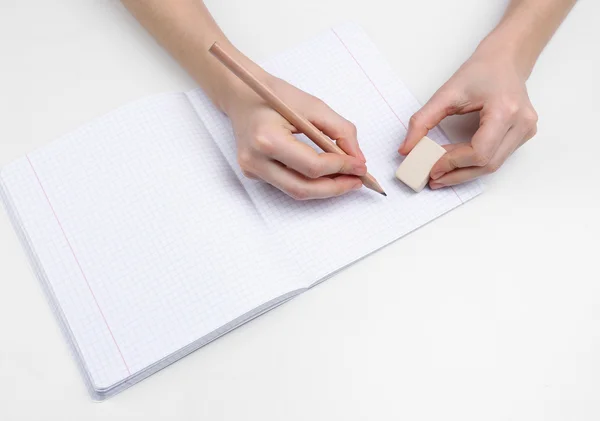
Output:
[399, 41, 539, 189]
[222, 75, 367, 200]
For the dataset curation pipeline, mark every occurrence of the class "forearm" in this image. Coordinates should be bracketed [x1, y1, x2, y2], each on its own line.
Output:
[121, 0, 267, 114]
[476, 0, 576, 78]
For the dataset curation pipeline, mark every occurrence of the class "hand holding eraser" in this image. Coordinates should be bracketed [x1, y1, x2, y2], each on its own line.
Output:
[395, 136, 447, 192]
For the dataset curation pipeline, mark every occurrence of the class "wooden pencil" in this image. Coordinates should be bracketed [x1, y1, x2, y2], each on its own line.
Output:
[209, 42, 387, 196]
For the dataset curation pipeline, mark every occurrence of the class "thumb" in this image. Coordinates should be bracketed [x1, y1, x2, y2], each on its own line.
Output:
[399, 91, 455, 156]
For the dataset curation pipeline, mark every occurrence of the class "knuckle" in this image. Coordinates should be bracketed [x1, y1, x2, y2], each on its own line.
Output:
[237, 151, 253, 171]
[472, 151, 491, 167]
[288, 184, 310, 200]
[252, 134, 275, 155]
[309, 96, 327, 109]
[409, 112, 423, 127]
[521, 108, 539, 126]
[490, 99, 519, 121]
[447, 155, 460, 171]
[311, 95, 325, 105]
[306, 161, 324, 179]
[335, 182, 348, 196]
[344, 121, 358, 137]
[503, 99, 520, 117]
[485, 161, 502, 174]
[528, 124, 538, 138]
[438, 90, 463, 112]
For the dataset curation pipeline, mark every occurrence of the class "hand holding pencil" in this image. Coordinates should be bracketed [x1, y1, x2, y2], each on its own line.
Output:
[125, 0, 384, 200]
[210, 42, 386, 199]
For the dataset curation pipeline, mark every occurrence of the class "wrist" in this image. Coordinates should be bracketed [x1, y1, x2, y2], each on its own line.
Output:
[474, 25, 537, 81]
[215, 54, 275, 118]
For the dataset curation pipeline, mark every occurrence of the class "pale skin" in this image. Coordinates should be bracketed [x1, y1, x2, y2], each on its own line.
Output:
[122, 0, 576, 198]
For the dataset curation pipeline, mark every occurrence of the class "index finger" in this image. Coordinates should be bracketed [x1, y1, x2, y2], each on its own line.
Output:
[260, 160, 363, 200]
[304, 98, 366, 162]
[268, 133, 367, 179]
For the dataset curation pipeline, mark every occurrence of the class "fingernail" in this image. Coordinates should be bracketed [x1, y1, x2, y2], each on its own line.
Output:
[355, 149, 366, 162]
[398, 140, 406, 155]
[355, 162, 367, 175]
[352, 181, 362, 190]
[430, 171, 443, 180]
[429, 182, 444, 190]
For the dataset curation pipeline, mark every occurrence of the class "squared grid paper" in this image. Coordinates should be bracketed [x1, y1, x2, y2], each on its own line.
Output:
[0, 22, 482, 399]
[1, 93, 298, 397]
[191, 22, 483, 285]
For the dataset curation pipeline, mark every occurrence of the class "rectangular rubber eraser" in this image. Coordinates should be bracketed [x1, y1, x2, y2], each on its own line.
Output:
[395, 136, 447, 192]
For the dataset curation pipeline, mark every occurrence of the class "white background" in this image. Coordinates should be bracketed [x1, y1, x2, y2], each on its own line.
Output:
[1, 0, 599, 419]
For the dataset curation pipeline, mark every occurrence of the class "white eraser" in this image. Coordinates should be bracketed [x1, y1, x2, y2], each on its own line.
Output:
[395, 136, 447, 192]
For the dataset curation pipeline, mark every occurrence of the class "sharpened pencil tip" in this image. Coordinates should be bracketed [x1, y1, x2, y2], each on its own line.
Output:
[380, 191, 387, 197]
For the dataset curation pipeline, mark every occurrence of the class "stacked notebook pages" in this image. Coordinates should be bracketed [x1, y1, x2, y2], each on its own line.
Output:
[0, 23, 482, 400]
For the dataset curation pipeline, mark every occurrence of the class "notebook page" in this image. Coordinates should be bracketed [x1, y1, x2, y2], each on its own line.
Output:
[0, 93, 299, 391]
[189, 23, 482, 286]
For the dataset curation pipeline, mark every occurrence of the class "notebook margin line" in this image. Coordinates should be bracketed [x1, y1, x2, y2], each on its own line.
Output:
[25, 154, 132, 377]
[330, 26, 464, 204]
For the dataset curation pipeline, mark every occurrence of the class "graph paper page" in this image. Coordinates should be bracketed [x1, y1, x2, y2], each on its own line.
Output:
[0, 93, 299, 391]
[189, 22, 482, 286]
[0, 22, 482, 397]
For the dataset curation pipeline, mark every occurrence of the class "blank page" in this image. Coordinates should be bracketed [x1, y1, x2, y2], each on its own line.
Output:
[188, 22, 482, 286]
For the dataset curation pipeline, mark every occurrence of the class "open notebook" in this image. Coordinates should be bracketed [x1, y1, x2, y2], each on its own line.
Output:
[0, 23, 482, 400]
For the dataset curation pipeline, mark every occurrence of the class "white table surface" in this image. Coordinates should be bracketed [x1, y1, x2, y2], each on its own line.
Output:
[1, 1, 599, 419]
